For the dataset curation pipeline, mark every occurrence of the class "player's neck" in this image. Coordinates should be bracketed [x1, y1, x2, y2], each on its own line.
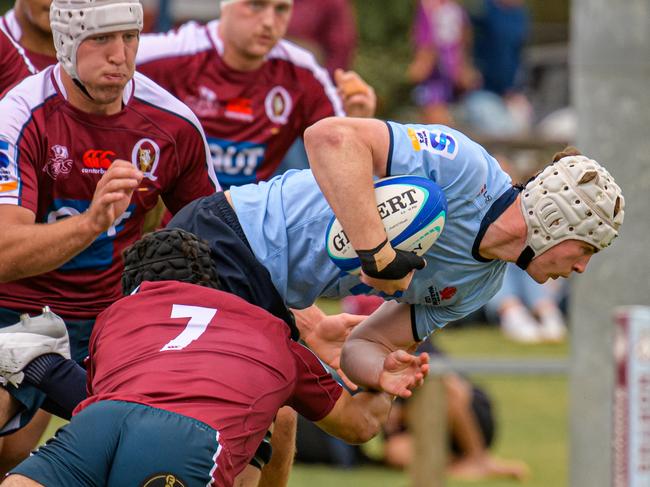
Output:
[479, 196, 528, 263]
[14, 10, 56, 58]
[60, 70, 124, 116]
[221, 45, 265, 72]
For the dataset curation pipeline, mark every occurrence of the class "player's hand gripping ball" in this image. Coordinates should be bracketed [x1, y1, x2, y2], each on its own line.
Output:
[325, 175, 447, 274]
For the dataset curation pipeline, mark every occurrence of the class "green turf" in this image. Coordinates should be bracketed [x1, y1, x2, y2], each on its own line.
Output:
[40, 315, 568, 487]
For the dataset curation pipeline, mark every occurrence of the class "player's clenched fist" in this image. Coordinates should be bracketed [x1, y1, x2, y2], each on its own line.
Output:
[84, 160, 143, 235]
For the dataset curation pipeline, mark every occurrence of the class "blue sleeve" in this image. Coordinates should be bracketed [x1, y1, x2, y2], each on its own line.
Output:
[412, 264, 507, 340]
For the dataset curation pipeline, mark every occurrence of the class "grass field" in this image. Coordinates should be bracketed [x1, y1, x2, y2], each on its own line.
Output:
[41, 307, 569, 487]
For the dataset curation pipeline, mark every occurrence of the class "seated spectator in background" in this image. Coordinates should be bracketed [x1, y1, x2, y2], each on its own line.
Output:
[406, 0, 480, 125]
[459, 0, 532, 136]
[468, 0, 529, 98]
[382, 340, 529, 481]
[485, 264, 567, 343]
[294, 337, 530, 481]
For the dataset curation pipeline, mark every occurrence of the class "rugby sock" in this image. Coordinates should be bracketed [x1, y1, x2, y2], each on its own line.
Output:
[24, 354, 87, 418]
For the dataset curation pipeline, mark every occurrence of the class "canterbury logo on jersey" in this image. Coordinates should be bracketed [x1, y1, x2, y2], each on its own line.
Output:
[83, 150, 116, 170]
[207, 137, 266, 188]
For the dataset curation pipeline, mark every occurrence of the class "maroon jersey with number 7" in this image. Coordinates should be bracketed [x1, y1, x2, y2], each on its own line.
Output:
[77, 281, 342, 485]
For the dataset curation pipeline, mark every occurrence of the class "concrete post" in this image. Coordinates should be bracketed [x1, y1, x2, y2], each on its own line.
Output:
[408, 375, 447, 487]
[571, 1, 650, 486]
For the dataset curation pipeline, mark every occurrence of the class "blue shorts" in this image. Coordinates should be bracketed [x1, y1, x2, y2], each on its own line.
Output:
[11, 401, 225, 487]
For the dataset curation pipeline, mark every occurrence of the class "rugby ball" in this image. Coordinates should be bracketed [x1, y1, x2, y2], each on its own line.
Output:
[325, 175, 447, 274]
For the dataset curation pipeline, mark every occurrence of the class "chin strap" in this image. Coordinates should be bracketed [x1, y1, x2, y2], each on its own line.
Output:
[515, 246, 535, 270]
[72, 78, 94, 100]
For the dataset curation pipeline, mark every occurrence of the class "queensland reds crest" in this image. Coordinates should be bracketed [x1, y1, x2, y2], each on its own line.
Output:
[43, 145, 73, 180]
[265, 86, 292, 125]
[131, 138, 160, 181]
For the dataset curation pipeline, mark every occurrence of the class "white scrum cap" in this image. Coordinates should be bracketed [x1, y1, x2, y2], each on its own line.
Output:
[517, 154, 624, 268]
[50, 0, 144, 79]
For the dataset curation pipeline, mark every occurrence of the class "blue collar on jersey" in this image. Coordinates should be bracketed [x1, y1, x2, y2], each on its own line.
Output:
[471, 186, 522, 262]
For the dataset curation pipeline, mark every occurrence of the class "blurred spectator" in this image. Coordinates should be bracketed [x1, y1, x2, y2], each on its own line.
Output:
[407, 0, 480, 125]
[468, 0, 529, 97]
[485, 264, 567, 343]
[286, 0, 357, 76]
[459, 0, 532, 136]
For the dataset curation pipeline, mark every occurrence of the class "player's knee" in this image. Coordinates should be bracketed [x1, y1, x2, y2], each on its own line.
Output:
[304, 118, 348, 154]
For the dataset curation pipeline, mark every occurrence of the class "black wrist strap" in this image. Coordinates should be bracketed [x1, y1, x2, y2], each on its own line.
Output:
[356, 238, 389, 257]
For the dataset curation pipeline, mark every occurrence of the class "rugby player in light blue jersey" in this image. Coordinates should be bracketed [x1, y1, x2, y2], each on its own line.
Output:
[168, 117, 625, 397]
[0, 117, 626, 463]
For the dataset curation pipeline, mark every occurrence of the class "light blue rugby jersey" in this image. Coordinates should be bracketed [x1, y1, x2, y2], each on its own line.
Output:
[230, 121, 512, 340]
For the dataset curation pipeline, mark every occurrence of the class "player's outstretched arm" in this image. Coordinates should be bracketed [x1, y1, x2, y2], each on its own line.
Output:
[316, 388, 394, 444]
[340, 301, 424, 397]
[293, 305, 364, 370]
[0, 160, 142, 282]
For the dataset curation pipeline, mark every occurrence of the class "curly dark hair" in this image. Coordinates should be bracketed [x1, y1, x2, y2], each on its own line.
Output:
[121, 228, 220, 295]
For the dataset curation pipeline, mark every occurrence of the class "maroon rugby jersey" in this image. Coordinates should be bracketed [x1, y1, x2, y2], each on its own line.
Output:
[1, 9, 57, 72]
[137, 21, 344, 187]
[0, 65, 219, 319]
[0, 23, 36, 94]
[77, 281, 342, 486]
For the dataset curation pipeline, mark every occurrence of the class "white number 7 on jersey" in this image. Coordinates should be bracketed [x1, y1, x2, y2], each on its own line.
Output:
[160, 305, 218, 351]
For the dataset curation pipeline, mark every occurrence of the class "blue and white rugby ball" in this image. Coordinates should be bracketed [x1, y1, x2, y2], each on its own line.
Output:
[325, 175, 447, 274]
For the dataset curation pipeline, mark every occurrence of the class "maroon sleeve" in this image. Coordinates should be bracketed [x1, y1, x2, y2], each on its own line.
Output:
[286, 341, 343, 421]
[0, 30, 32, 95]
[4, 118, 44, 214]
[161, 121, 217, 214]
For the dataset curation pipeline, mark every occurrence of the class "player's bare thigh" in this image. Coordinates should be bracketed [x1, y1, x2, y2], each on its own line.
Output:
[0, 411, 51, 476]
[1, 474, 43, 486]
